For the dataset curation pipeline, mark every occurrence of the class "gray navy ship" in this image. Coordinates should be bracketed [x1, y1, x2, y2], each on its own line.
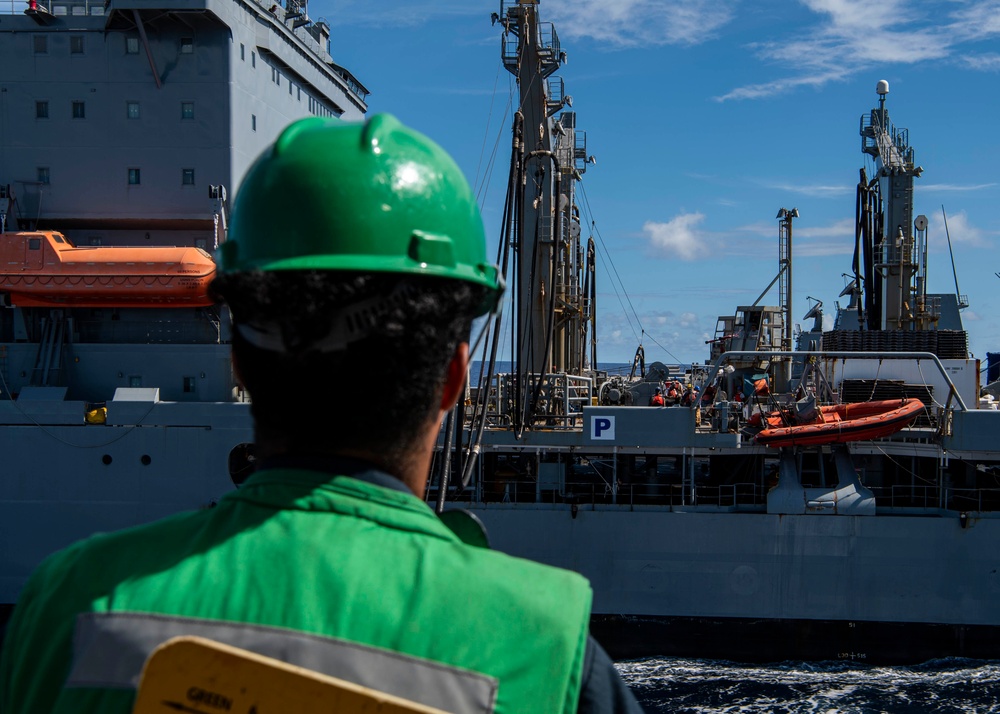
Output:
[2, 0, 1000, 666]
[0, 0, 364, 616]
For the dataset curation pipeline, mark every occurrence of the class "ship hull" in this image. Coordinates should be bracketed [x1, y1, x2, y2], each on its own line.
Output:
[590, 615, 1000, 664]
[464, 505, 1000, 663]
[2, 398, 999, 665]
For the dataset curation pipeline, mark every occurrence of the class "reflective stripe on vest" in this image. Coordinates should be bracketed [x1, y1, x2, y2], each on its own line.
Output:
[67, 612, 498, 714]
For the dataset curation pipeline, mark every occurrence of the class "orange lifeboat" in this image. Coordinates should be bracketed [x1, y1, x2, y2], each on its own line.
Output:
[754, 398, 926, 448]
[0, 231, 216, 308]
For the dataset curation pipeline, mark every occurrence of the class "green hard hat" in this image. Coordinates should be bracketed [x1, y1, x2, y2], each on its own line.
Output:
[219, 114, 503, 315]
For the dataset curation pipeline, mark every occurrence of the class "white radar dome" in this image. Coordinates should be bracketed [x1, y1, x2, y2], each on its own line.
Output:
[876, 80, 889, 95]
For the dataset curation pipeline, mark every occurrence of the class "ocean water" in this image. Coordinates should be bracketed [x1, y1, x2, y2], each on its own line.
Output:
[617, 658, 1000, 713]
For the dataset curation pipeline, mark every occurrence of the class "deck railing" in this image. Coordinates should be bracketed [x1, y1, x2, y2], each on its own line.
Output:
[4, 0, 106, 15]
[432, 477, 1000, 514]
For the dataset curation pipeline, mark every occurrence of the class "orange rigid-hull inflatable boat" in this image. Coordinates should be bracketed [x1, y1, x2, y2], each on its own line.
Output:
[754, 398, 926, 448]
[0, 231, 216, 308]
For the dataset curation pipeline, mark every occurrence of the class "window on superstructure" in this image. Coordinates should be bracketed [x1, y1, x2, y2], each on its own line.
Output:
[183, 377, 196, 393]
[240, 43, 245, 61]
[251, 114, 257, 132]
[126, 101, 140, 119]
[181, 169, 195, 186]
[70, 36, 84, 54]
[33, 35, 47, 54]
[72, 101, 85, 119]
[251, 51, 256, 68]
[128, 168, 141, 185]
[36, 167, 50, 185]
[289, 82, 293, 96]
[181, 102, 194, 120]
[35, 101, 49, 119]
[297, 87, 301, 101]
[180, 37, 193, 54]
[126, 36, 139, 54]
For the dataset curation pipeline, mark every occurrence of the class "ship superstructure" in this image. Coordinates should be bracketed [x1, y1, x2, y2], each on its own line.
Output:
[3, 0, 365, 244]
[0, 0, 365, 607]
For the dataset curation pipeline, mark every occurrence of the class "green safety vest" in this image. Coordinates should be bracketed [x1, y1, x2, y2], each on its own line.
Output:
[0, 467, 592, 714]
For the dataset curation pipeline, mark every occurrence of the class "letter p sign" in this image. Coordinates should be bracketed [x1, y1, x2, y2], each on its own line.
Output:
[591, 415, 615, 440]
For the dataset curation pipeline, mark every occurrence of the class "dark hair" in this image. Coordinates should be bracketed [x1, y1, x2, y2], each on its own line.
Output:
[211, 270, 485, 468]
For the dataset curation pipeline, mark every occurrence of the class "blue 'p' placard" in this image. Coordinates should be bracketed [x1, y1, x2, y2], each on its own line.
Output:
[591, 415, 615, 440]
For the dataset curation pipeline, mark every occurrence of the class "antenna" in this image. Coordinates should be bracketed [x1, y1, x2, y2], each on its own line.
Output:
[941, 206, 969, 309]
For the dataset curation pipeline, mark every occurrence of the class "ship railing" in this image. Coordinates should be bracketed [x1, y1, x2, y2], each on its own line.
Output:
[869, 484, 938, 509]
[5, 0, 106, 15]
[449, 476, 1000, 513]
[866, 485, 1000, 513]
[874, 241, 916, 267]
[706, 351, 969, 412]
[467, 478, 764, 510]
[479, 372, 593, 430]
[946, 487, 1000, 513]
[860, 113, 912, 170]
[546, 76, 565, 108]
[529, 372, 592, 428]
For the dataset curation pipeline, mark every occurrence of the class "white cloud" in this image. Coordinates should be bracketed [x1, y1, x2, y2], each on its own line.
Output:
[715, 73, 845, 102]
[328, 2, 483, 28]
[962, 54, 1000, 70]
[679, 312, 699, 327]
[794, 242, 855, 257]
[597, 308, 718, 363]
[931, 209, 989, 247]
[719, 0, 1000, 101]
[919, 182, 998, 192]
[643, 212, 712, 260]
[545, 0, 737, 47]
[730, 217, 855, 256]
[795, 218, 856, 239]
[950, 1, 1000, 41]
[763, 182, 854, 198]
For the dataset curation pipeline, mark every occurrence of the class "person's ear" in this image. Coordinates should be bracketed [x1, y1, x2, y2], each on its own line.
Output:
[441, 342, 470, 411]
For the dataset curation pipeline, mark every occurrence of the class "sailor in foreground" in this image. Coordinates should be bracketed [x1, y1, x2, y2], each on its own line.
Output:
[0, 115, 642, 713]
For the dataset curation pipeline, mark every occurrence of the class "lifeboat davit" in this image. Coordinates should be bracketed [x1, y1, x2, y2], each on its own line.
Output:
[755, 398, 925, 447]
[0, 231, 215, 308]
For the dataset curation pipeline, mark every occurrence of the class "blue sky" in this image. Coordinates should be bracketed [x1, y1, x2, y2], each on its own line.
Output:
[320, 0, 1000, 367]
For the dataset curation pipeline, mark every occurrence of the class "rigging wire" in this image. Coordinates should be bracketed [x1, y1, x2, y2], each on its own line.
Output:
[0, 365, 156, 448]
[577, 181, 644, 348]
[643, 331, 683, 365]
[474, 71, 518, 208]
[472, 59, 506, 196]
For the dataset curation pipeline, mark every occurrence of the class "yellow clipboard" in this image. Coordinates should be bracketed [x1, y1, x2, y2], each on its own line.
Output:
[132, 636, 451, 714]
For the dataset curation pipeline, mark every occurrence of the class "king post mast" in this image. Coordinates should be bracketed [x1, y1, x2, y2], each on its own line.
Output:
[501, 0, 591, 383]
[860, 80, 933, 330]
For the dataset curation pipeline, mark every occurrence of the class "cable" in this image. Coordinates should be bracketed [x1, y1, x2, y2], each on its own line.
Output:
[577, 181, 645, 347]
[644, 332, 683, 365]
[0, 363, 156, 448]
